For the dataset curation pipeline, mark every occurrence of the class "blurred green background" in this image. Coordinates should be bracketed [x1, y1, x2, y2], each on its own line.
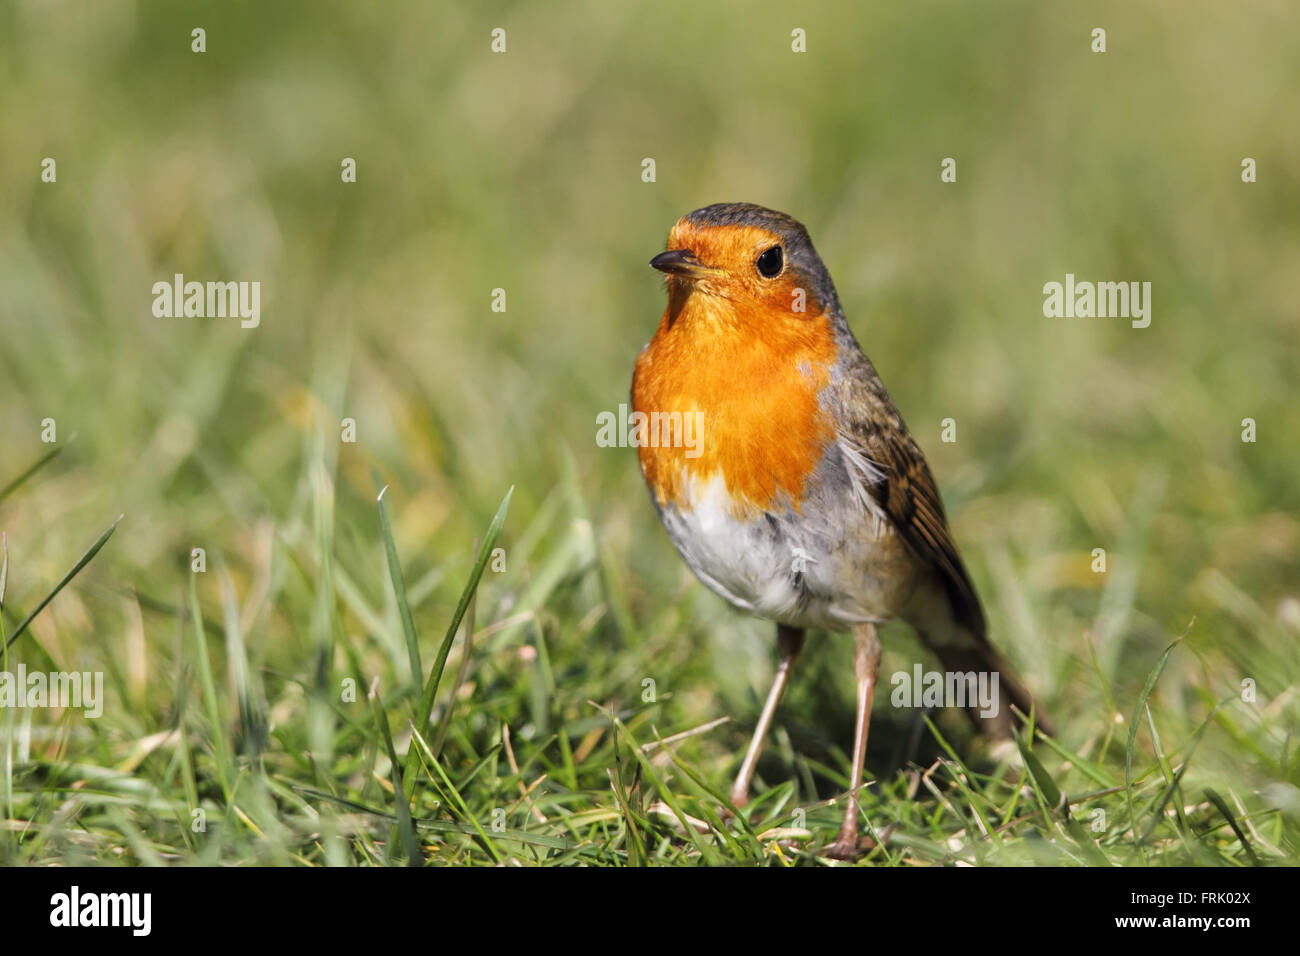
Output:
[0, 0, 1296, 864]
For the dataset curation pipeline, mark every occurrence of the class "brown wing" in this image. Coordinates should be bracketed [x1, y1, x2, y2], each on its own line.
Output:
[834, 353, 987, 639]
[867, 426, 986, 638]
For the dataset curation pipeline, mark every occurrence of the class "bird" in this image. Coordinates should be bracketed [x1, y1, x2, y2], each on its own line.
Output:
[631, 202, 1051, 860]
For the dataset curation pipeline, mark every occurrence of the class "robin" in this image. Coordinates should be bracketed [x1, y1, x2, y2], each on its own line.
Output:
[631, 202, 1051, 860]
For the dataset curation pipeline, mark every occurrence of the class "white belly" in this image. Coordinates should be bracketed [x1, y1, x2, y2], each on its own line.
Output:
[654, 469, 919, 631]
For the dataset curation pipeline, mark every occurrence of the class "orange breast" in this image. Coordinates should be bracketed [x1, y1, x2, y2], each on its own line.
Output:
[632, 292, 838, 517]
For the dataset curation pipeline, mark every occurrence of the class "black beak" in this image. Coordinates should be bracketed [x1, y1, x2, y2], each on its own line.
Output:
[649, 249, 719, 279]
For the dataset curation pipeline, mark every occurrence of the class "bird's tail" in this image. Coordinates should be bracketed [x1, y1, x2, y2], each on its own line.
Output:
[903, 577, 1053, 739]
[915, 635, 1054, 739]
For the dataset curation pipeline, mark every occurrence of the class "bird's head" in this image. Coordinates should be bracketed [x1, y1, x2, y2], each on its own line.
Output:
[650, 202, 840, 330]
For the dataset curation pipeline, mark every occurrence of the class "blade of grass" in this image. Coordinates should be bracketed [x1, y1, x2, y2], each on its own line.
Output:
[607, 766, 647, 866]
[170, 608, 200, 820]
[370, 693, 420, 865]
[376, 484, 422, 682]
[403, 486, 513, 794]
[606, 713, 716, 863]
[431, 555, 476, 756]
[5, 514, 122, 651]
[527, 617, 553, 737]
[406, 722, 502, 863]
[219, 564, 267, 760]
[660, 745, 758, 859]
[1035, 732, 1118, 789]
[1203, 788, 1261, 865]
[188, 570, 233, 802]
[1016, 734, 1063, 810]
[0, 443, 66, 505]
[1093, 468, 1166, 679]
[924, 716, 1000, 848]
[1143, 702, 1190, 837]
[1124, 630, 1185, 843]
[560, 447, 638, 645]
[1139, 699, 1228, 846]
[1084, 631, 1124, 767]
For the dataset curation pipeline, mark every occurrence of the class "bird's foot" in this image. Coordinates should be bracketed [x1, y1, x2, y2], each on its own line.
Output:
[824, 829, 864, 861]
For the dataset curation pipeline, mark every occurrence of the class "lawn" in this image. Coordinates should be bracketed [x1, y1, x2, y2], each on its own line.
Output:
[0, 0, 1296, 865]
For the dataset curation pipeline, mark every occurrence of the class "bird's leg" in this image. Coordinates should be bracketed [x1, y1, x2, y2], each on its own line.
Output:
[730, 624, 805, 811]
[826, 622, 881, 860]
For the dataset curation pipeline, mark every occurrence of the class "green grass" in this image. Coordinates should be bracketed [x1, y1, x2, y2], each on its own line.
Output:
[1, 0, 1297, 866]
[0, 445, 1293, 866]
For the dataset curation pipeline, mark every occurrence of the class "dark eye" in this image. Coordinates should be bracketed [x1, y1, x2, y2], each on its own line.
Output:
[755, 245, 784, 278]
